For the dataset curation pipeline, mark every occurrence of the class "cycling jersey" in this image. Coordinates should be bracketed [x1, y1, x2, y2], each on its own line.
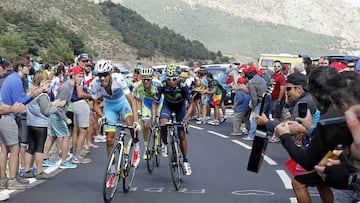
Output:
[90, 73, 132, 132]
[154, 80, 193, 106]
[90, 73, 130, 102]
[133, 79, 163, 120]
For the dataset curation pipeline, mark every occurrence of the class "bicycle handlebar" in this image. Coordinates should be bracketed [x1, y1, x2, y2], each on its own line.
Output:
[104, 121, 134, 129]
[153, 121, 189, 134]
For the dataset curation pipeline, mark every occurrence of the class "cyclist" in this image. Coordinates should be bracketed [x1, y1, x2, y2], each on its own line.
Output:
[90, 60, 141, 169]
[151, 64, 194, 176]
[133, 65, 163, 160]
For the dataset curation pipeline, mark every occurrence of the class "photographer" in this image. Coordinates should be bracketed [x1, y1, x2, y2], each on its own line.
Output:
[275, 68, 356, 202]
[313, 72, 360, 202]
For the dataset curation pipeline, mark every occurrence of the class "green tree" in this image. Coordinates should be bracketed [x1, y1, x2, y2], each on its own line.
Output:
[0, 31, 27, 61]
[40, 38, 74, 65]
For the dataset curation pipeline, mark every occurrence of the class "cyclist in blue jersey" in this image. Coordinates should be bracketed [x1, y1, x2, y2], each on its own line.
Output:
[151, 64, 194, 175]
[90, 60, 141, 170]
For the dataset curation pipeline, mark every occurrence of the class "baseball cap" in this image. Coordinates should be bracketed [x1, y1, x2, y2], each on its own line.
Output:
[71, 67, 84, 76]
[78, 53, 89, 61]
[286, 72, 308, 91]
[0, 56, 10, 67]
[237, 77, 245, 84]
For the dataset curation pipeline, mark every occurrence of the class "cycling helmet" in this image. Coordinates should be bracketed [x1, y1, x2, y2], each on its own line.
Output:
[165, 64, 180, 77]
[140, 65, 154, 78]
[94, 59, 112, 74]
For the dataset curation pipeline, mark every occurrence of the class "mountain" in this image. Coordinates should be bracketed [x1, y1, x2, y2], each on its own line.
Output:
[94, 0, 360, 61]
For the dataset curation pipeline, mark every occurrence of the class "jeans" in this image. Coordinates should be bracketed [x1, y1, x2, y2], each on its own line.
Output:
[249, 104, 261, 137]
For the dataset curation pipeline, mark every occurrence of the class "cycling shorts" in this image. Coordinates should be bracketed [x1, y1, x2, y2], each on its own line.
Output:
[160, 101, 185, 131]
[141, 97, 163, 122]
[103, 97, 132, 132]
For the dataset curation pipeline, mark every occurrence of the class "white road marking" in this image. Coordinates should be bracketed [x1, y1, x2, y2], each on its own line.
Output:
[276, 170, 293, 189]
[231, 140, 252, 149]
[264, 155, 277, 165]
[207, 131, 229, 138]
[189, 125, 203, 130]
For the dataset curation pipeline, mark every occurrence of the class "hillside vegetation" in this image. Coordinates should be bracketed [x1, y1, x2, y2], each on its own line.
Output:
[118, 0, 350, 61]
[100, 1, 229, 63]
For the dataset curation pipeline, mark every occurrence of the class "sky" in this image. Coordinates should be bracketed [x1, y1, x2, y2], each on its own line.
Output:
[343, 0, 360, 7]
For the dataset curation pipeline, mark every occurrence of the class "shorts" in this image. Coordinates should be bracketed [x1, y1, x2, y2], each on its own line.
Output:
[159, 102, 185, 131]
[50, 114, 70, 138]
[103, 97, 132, 132]
[72, 100, 90, 128]
[16, 116, 28, 144]
[0, 116, 19, 146]
[211, 94, 222, 106]
[141, 97, 163, 122]
[201, 94, 211, 106]
[295, 171, 325, 187]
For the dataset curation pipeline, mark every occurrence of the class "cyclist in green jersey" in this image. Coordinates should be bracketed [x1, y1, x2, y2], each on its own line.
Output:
[133, 66, 163, 160]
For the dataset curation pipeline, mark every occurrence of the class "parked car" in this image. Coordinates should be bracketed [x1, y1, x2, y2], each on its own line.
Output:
[201, 64, 234, 105]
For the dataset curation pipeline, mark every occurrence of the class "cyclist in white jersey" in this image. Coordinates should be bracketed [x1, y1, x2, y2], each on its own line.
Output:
[90, 60, 141, 168]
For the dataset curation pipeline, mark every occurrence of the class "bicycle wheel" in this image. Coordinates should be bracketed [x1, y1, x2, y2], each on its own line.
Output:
[146, 129, 156, 174]
[123, 141, 136, 193]
[155, 128, 161, 167]
[103, 143, 122, 203]
[168, 136, 182, 190]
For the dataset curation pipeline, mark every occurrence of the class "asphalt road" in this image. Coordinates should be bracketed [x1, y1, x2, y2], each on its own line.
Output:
[1, 114, 323, 203]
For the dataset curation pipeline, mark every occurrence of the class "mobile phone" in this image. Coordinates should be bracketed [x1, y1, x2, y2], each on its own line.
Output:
[298, 102, 307, 118]
[318, 151, 339, 166]
[318, 117, 346, 126]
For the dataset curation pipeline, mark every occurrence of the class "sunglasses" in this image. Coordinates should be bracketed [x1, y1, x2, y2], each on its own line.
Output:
[142, 78, 151, 82]
[286, 86, 298, 92]
[97, 72, 109, 78]
[347, 65, 355, 68]
[274, 65, 281, 68]
[166, 77, 178, 81]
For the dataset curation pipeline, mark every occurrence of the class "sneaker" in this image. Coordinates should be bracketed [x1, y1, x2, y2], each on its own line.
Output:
[30, 167, 38, 176]
[230, 131, 242, 136]
[0, 193, 10, 201]
[36, 172, 48, 180]
[42, 159, 56, 167]
[183, 161, 192, 175]
[72, 156, 92, 164]
[131, 149, 140, 168]
[242, 136, 254, 141]
[0, 178, 8, 189]
[15, 175, 30, 184]
[241, 127, 249, 135]
[195, 120, 206, 125]
[209, 120, 220, 126]
[60, 161, 77, 169]
[106, 174, 116, 188]
[7, 178, 25, 190]
[161, 145, 168, 157]
[22, 171, 35, 178]
[18, 167, 25, 177]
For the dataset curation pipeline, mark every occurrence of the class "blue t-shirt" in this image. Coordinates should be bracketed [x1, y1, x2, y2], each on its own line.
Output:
[234, 90, 251, 112]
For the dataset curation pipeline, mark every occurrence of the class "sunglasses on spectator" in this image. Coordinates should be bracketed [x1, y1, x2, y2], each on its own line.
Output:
[274, 65, 281, 68]
[347, 65, 355, 68]
[166, 77, 178, 81]
[286, 86, 298, 92]
[97, 72, 109, 78]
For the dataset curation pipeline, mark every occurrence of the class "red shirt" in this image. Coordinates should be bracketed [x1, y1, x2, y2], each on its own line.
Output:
[271, 72, 286, 100]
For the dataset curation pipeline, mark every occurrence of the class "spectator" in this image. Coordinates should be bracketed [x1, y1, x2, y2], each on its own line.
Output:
[22, 70, 64, 179]
[0, 55, 47, 189]
[230, 77, 250, 136]
[70, 53, 92, 164]
[242, 66, 267, 141]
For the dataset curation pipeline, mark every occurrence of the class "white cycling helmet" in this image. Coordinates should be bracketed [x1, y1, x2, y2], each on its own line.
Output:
[140, 65, 154, 79]
[94, 59, 113, 74]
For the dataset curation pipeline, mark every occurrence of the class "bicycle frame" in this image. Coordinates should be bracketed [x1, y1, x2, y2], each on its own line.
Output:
[102, 122, 135, 203]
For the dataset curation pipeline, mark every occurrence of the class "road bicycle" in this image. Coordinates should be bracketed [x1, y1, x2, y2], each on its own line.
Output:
[146, 121, 161, 174]
[157, 112, 188, 191]
[102, 122, 136, 203]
